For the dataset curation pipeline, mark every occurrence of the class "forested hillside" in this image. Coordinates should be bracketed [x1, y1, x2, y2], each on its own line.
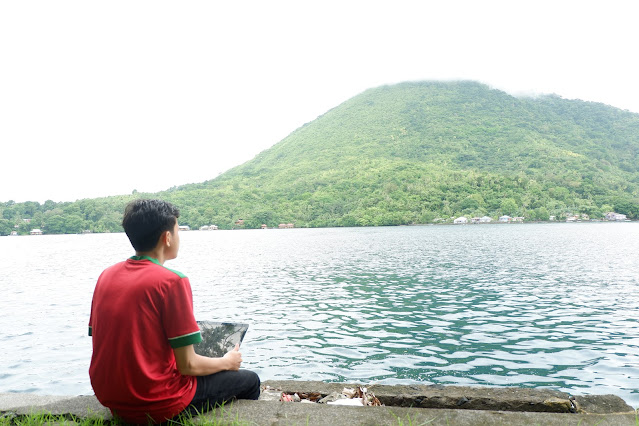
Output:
[2, 81, 639, 234]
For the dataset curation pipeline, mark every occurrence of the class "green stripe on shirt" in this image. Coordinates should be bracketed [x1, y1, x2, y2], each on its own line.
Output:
[168, 331, 202, 348]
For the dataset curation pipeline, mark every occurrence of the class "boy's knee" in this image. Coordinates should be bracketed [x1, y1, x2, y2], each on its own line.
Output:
[244, 371, 261, 400]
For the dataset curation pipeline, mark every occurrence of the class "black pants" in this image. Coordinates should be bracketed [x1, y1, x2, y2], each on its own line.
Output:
[183, 369, 261, 416]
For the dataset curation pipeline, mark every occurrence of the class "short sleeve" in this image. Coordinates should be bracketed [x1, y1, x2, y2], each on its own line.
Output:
[162, 276, 202, 348]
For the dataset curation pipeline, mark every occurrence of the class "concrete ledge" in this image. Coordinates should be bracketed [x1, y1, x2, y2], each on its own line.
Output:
[263, 380, 636, 414]
[206, 400, 639, 426]
[0, 393, 110, 418]
[1, 382, 637, 425]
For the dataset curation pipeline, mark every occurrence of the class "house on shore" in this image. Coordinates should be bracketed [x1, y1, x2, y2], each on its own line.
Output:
[471, 216, 493, 224]
[453, 217, 468, 224]
[30, 229, 43, 235]
[605, 212, 627, 221]
[499, 215, 511, 223]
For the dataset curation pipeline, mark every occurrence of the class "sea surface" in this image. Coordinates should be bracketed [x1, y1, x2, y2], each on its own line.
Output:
[0, 223, 638, 407]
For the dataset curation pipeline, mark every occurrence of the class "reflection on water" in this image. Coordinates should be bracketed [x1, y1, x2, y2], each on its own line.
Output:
[0, 223, 638, 407]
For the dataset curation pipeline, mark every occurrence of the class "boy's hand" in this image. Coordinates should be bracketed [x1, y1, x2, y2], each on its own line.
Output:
[223, 344, 242, 371]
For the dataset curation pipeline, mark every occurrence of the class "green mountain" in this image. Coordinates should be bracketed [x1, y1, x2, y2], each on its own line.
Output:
[161, 81, 639, 228]
[2, 81, 639, 234]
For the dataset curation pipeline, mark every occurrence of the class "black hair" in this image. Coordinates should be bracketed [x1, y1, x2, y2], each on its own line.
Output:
[122, 199, 180, 252]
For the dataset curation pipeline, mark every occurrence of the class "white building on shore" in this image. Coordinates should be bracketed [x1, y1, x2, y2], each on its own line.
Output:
[605, 212, 627, 221]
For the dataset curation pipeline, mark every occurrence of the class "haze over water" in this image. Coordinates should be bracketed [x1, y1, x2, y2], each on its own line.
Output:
[1, 223, 638, 407]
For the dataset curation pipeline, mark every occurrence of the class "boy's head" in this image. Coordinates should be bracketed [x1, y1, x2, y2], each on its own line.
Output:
[122, 199, 180, 252]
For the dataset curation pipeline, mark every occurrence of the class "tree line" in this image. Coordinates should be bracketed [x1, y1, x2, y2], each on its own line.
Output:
[2, 81, 639, 235]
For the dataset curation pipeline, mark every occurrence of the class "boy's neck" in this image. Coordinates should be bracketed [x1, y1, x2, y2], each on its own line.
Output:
[134, 228, 176, 266]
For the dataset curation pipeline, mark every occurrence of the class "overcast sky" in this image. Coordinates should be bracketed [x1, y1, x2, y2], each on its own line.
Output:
[1, 1, 638, 203]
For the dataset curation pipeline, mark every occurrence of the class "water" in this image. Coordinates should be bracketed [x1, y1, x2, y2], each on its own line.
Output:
[0, 223, 638, 407]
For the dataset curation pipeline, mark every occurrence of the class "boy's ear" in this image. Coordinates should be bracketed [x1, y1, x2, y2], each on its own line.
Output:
[162, 230, 172, 247]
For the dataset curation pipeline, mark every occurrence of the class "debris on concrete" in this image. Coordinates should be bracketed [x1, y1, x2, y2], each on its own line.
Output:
[273, 385, 382, 407]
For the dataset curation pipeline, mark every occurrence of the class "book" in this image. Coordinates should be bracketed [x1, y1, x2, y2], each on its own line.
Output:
[193, 321, 249, 358]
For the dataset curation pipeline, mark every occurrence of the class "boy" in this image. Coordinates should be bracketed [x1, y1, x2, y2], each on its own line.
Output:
[88, 199, 260, 424]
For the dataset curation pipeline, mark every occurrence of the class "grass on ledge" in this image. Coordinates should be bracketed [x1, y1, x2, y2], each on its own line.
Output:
[0, 413, 249, 425]
[0, 402, 249, 426]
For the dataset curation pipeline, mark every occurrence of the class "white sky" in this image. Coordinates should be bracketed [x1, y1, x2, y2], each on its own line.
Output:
[1, 0, 638, 203]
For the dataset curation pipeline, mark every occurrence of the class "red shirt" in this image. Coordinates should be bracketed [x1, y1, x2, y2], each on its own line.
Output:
[89, 256, 202, 424]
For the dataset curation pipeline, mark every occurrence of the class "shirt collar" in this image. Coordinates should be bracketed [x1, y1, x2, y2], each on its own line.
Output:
[129, 255, 161, 265]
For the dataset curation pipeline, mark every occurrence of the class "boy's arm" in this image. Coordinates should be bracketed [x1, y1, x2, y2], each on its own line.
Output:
[173, 343, 242, 376]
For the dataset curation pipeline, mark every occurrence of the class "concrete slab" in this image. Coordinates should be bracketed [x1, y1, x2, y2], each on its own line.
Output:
[0, 393, 110, 419]
[1, 382, 637, 425]
[263, 380, 636, 414]
[204, 400, 639, 426]
[0, 393, 73, 410]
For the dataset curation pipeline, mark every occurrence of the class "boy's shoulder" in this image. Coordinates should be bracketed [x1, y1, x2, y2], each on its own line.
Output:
[160, 264, 187, 279]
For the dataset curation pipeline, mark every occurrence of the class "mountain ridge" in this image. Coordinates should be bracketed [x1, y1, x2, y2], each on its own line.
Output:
[162, 80, 638, 228]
